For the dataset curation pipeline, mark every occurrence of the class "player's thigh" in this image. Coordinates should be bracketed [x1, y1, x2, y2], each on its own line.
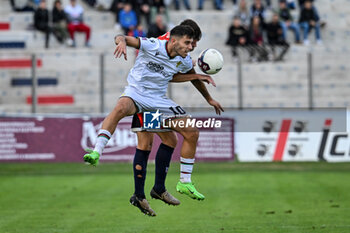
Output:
[156, 131, 178, 148]
[136, 131, 154, 151]
[112, 96, 138, 118]
[169, 117, 199, 141]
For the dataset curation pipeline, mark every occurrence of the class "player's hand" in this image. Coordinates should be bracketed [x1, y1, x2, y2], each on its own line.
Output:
[208, 99, 224, 115]
[114, 40, 127, 60]
[198, 74, 216, 87]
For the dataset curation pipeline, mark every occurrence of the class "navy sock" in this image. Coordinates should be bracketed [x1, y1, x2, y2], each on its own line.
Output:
[153, 143, 174, 194]
[133, 149, 150, 199]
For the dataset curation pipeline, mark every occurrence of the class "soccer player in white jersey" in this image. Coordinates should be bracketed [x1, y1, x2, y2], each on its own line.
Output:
[84, 25, 217, 216]
[130, 19, 224, 208]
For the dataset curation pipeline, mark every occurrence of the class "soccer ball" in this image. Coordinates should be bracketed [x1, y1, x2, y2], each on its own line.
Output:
[197, 48, 224, 75]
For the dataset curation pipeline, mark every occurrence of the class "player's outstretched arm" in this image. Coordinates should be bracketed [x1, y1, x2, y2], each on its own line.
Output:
[171, 73, 216, 87]
[187, 69, 224, 115]
[113, 35, 140, 60]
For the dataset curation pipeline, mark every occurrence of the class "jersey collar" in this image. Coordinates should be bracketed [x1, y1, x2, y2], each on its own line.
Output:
[165, 41, 175, 59]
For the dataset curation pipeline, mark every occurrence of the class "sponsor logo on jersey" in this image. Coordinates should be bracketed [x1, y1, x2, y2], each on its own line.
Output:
[146, 61, 171, 77]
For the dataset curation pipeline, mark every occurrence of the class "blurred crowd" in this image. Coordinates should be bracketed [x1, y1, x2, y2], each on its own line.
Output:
[9, 0, 324, 56]
[226, 0, 325, 62]
[9, 0, 173, 49]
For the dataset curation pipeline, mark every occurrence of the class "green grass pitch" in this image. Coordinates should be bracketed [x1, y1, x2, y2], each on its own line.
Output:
[0, 162, 350, 233]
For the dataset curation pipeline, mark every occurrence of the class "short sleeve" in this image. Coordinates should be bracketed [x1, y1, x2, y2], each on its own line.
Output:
[139, 37, 160, 52]
[179, 56, 193, 74]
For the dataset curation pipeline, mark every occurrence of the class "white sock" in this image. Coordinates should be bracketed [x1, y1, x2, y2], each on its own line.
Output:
[94, 129, 112, 155]
[180, 157, 195, 183]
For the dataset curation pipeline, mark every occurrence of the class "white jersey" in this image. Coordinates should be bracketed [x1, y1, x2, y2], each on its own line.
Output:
[64, 4, 84, 24]
[126, 37, 193, 97]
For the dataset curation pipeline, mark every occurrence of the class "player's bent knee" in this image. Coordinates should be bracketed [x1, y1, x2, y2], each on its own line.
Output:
[137, 142, 153, 151]
[157, 132, 178, 148]
[166, 135, 178, 148]
[137, 132, 154, 151]
[162, 137, 177, 148]
[182, 129, 199, 142]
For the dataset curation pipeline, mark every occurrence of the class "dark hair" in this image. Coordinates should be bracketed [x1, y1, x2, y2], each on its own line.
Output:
[180, 19, 202, 41]
[169, 25, 194, 39]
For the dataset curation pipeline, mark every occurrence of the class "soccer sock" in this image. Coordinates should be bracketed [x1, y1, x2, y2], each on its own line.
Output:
[94, 129, 112, 155]
[153, 143, 174, 194]
[180, 157, 195, 183]
[133, 149, 150, 199]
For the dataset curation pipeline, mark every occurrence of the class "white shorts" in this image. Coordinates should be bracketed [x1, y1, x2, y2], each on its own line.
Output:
[121, 86, 189, 132]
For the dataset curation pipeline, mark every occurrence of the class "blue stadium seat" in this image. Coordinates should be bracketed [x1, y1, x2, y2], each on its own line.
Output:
[11, 78, 58, 86]
[0, 42, 25, 49]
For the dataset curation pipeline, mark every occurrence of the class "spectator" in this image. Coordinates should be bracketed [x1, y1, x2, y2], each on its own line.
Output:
[278, 0, 301, 43]
[249, 16, 268, 61]
[33, 0, 51, 48]
[266, 14, 290, 61]
[83, 0, 96, 7]
[150, 0, 169, 23]
[226, 17, 251, 58]
[132, 0, 151, 26]
[119, 3, 138, 35]
[52, 0, 69, 44]
[298, 0, 325, 26]
[234, 0, 250, 29]
[198, 0, 223, 10]
[299, 0, 322, 45]
[129, 24, 147, 37]
[298, 0, 314, 8]
[250, 0, 266, 27]
[232, 0, 237, 8]
[285, 0, 296, 9]
[64, 0, 91, 47]
[10, 0, 36, 11]
[109, 0, 127, 28]
[174, 0, 191, 11]
[147, 14, 167, 38]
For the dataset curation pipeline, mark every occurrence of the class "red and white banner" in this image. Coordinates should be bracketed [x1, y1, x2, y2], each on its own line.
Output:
[236, 109, 350, 162]
[0, 116, 234, 162]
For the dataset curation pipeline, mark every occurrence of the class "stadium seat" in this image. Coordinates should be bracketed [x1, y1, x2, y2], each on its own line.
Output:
[11, 77, 58, 86]
[0, 42, 25, 49]
[26, 95, 74, 104]
[0, 23, 10, 30]
[0, 59, 42, 68]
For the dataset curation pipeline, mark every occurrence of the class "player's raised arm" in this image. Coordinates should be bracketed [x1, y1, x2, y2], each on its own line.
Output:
[189, 69, 224, 115]
[113, 35, 140, 60]
[171, 70, 216, 87]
